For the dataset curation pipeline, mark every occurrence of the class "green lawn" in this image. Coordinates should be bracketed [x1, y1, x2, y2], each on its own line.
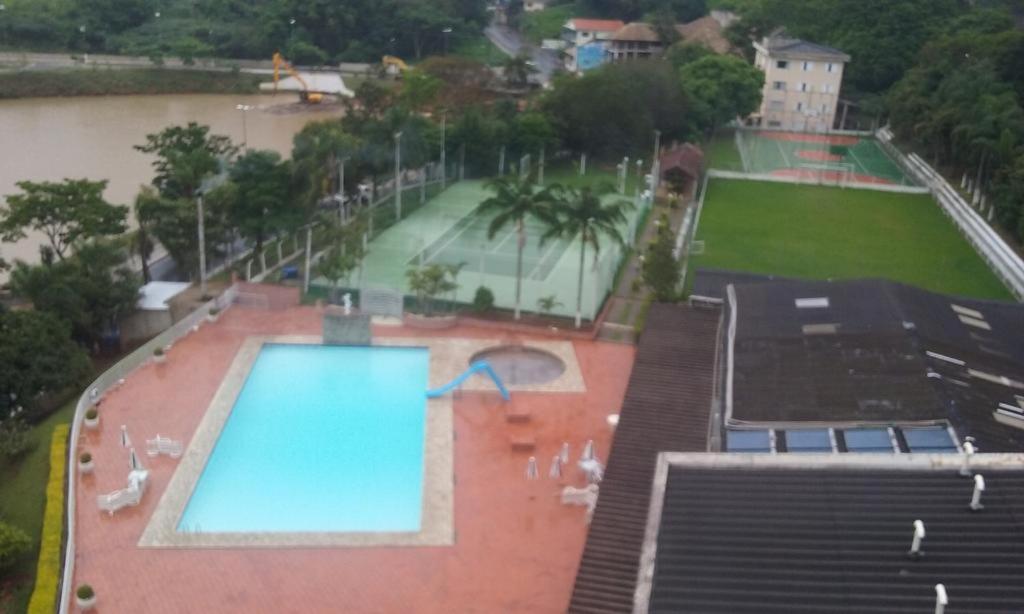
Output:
[704, 130, 744, 172]
[692, 179, 1013, 300]
[521, 4, 578, 44]
[0, 401, 75, 614]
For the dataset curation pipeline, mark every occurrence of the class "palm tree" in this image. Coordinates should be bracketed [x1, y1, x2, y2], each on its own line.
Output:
[479, 175, 557, 319]
[543, 185, 633, 328]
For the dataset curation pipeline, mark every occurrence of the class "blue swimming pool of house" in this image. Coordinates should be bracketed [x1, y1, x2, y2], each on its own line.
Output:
[177, 344, 430, 533]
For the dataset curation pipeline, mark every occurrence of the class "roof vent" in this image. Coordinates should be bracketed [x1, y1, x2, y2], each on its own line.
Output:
[959, 440, 976, 477]
[795, 297, 829, 309]
[969, 474, 985, 512]
[802, 323, 839, 335]
[908, 519, 925, 558]
[935, 584, 948, 614]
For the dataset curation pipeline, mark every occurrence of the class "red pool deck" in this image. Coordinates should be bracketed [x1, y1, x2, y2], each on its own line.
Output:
[72, 305, 635, 613]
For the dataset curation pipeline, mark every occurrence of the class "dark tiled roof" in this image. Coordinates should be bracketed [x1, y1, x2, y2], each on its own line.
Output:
[568, 304, 720, 613]
[764, 36, 850, 60]
[717, 275, 1024, 449]
[647, 464, 1024, 613]
[658, 143, 704, 180]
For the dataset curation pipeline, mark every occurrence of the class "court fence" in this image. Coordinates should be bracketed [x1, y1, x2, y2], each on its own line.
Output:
[877, 127, 1024, 300]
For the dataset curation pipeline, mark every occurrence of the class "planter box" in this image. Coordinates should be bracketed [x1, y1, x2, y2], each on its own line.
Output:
[206, 313, 220, 323]
[404, 313, 458, 330]
[83, 415, 100, 430]
[78, 459, 94, 475]
[153, 354, 166, 364]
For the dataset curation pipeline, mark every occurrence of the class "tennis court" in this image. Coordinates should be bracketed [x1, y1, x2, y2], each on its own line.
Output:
[320, 179, 648, 320]
[736, 130, 914, 186]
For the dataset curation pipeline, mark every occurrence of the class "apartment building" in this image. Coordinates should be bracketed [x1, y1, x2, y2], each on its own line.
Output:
[752, 36, 850, 132]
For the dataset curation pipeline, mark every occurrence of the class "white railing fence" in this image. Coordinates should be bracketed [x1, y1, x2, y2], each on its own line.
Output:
[877, 128, 1024, 300]
[58, 284, 240, 614]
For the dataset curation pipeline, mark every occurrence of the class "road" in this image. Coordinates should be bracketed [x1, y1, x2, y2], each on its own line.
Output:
[484, 24, 562, 84]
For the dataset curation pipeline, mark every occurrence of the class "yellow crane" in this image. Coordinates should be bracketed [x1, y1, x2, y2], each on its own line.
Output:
[272, 52, 324, 104]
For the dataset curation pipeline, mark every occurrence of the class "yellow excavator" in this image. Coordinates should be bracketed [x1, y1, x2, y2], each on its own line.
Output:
[272, 52, 324, 104]
[381, 55, 410, 77]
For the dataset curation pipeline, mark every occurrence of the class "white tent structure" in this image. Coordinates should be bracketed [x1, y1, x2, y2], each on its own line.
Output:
[260, 73, 354, 98]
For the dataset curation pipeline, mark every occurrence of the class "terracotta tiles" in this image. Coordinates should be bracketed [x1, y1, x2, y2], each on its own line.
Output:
[72, 305, 634, 613]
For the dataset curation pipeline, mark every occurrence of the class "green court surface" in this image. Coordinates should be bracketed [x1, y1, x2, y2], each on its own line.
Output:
[691, 178, 1012, 300]
[317, 173, 648, 320]
[736, 130, 913, 186]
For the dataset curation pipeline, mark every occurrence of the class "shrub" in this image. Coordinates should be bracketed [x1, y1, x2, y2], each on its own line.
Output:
[76, 585, 94, 600]
[472, 286, 495, 313]
[0, 520, 31, 573]
[0, 419, 32, 459]
[84, 407, 98, 420]
[79, 451, 92, 463]
[153, 347, 165, 356]
[27, 424, 68, 614]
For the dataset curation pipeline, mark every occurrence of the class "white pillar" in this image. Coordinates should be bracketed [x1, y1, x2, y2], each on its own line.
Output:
[303, 227, 312, 293]
[196, 193, 207, 297]
[394, 131, 403, 221]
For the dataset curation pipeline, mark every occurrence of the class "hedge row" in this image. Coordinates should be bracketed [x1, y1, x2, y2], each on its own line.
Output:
[27, 423, 69, 614]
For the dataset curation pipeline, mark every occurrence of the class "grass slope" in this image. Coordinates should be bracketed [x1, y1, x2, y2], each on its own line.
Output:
[0, 401, 74, 614]
[693, 179, 1012, 300]
[704, 130, 744, 172]
[0, 68, 262, 99]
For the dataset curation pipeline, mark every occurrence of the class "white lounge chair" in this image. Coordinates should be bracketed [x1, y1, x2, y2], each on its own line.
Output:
[146, 435, 183, 458]
[561, 484, 600, 523]
[97, 469, 149, 516]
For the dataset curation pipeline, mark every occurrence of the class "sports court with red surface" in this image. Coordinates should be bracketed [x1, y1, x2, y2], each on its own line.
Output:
[735, 129, 914, 186]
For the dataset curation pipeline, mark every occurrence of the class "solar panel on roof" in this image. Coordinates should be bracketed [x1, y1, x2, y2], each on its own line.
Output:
[783, 429, 833, 453]
[843, 428, 895, 452]
[726, 430, 772, 452]
[902, 426, 957, 452]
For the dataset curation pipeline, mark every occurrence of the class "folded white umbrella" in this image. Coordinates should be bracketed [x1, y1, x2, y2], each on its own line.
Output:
[120, 424, 131, 448]
[549, 455, 562, 479]
[581, 439, 595, 462]
[129, 447, 143, 471]
[525, 456, 539, 480]
[559, 442, 570, 464]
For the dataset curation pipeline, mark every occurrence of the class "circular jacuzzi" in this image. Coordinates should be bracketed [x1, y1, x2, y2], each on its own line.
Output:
[470, 345, 566, 386]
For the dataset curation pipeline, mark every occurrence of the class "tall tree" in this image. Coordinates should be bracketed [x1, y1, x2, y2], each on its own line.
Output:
[0, 179, 127, 261]
[8, 241, 140, 348]
[227, 150, 299, 257]
[135, 122, 236, 200]
[479, 176, 557, 319]
[0, 310, 90, 419]
[679, 54, 764, 137]
[543, 184, 632, 328]
[641, 213, 681, 301]
[317, 212, 369, 302]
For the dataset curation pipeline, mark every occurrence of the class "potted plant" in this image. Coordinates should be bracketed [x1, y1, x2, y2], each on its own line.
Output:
[405, 263, 462, 329]
[76, 584, 96, 610]
[83, 407, 100, 430]
[153, 346, 166, 364]
[78, 451, 94, 475]
[206, 307, 221, 323]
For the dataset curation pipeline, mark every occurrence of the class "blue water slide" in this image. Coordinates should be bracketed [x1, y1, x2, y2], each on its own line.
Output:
[426, 360, 511, 401]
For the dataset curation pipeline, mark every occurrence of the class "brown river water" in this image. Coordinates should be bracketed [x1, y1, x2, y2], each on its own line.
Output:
[0, 93, 342, 280]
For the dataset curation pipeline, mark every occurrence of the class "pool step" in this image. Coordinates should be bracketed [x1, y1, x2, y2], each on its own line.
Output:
[509, 434, 536, 452]
[505, 405, 531, 423]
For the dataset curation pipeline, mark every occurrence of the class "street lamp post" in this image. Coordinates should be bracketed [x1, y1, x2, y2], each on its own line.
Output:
[196, 192, 208, 298]
[394, 131, 403, 221]
[154, 11, 162, 49]
[0, 5, 6, 49]
[442, 27, 453, 55]
[440, 111, 447, 189]
[235, 104, 253, 150]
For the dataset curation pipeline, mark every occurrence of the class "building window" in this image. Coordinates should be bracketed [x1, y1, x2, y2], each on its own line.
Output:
[820, 103, 829, 114]
[827, 62, 836, 72]
[802, 61, 813, 71]
[799, 82, 809, 92]
[772, 81, 786, 91]
[821, 83, 835, 94]
[767, 120, 782, 127]
[768, 100, 784, 111]
[795, 101, 804, 112]
[776, 60, 788, 69]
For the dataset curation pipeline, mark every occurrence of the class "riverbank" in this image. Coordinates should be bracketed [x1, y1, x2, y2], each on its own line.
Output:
[0, 68, 263, 99]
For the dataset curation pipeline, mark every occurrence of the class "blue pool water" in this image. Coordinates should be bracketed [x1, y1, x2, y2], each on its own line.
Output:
[178, 344, 429, 533]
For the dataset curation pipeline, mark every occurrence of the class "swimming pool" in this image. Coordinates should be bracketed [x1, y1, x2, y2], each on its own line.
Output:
[177, 344, 429, 533]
